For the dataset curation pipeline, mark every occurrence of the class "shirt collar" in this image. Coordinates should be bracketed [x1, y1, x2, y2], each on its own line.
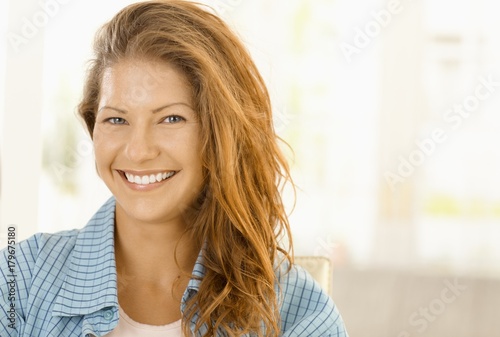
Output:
[52, 196, 207, 317]
[53, 196, 118, 316]
[186, 245, 205, 291]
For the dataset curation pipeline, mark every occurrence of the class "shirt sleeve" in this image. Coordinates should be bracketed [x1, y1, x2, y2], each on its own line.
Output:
[0, 233, 40, 337]
[279, 263, 349, 337]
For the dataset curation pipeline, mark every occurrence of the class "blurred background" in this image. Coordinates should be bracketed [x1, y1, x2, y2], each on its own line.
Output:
[1, 0, 499, 336]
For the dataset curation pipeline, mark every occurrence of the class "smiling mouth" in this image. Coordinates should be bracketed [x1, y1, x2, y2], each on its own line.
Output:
[120, 171, 177, 185]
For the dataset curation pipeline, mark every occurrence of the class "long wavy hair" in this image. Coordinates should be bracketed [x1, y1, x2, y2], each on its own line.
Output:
[78, 1, 294, 335]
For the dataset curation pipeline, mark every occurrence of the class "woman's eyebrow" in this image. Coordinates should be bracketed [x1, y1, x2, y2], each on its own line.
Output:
[97, 106, 127, 114]
[97, 102, 193, 114]
[151, 102, 193, 113]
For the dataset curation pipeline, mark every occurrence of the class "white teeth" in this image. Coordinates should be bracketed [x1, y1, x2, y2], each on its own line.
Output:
[124, 171, 176, 185]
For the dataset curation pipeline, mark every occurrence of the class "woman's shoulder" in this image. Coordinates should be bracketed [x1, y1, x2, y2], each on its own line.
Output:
[1, 196, 116, 272]
[276, 258, 349, 336]
[0, 197, 116, 286]
[0, 228, 80, 282]
[2, 228, 79, 259]
[0, 229, 81, 335]
[277, 258, 332, 305]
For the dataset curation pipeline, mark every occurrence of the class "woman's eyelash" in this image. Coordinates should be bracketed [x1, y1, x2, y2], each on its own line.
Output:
[104, 117, 127, 124]
[162, 115, 186, 123]
[102, 116, 186, 124]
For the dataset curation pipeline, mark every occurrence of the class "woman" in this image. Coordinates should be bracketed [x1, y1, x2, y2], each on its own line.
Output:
[0, 1, 348, 336]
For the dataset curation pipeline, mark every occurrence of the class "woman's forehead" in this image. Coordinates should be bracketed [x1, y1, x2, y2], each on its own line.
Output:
[98, 58, 194, 110]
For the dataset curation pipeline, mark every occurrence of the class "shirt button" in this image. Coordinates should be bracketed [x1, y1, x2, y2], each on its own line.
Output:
[103, 309, 114, 321]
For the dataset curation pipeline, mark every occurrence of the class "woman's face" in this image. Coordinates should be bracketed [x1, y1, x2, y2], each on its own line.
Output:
[93, 58, 204, 226]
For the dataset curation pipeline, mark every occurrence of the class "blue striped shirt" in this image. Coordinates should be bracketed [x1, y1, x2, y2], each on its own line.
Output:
[0, 197, 348, 336]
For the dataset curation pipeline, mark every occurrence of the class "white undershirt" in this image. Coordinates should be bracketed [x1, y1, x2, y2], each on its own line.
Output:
[102, 305, 183, 337]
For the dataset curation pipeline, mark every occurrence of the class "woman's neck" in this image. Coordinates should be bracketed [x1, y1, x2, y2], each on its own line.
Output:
[113, 205, 199, 282]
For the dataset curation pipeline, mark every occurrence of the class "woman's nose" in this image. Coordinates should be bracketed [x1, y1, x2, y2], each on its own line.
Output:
[125, 126, 160, 163]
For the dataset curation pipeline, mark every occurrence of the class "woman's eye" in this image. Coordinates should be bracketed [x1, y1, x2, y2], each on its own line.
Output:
[162, 115, 186, 124]
[105, 117, 127, 125]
